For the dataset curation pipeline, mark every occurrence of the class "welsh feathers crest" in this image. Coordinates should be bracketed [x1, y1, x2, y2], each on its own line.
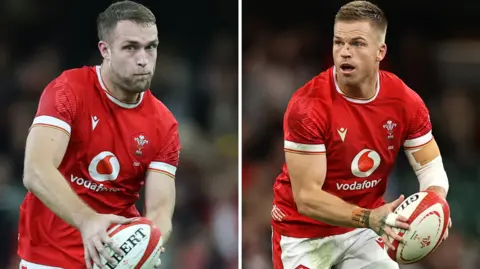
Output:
[383, 120, 397, 140]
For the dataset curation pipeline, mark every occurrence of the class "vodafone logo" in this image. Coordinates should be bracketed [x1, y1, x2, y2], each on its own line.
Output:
[88, 151, 120, 182]
[351, 149, 381, 177]
[336, 178, 382, 191]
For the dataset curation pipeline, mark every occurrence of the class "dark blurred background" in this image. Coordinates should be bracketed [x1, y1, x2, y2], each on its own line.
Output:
[0, 0, 238, 268]
[242, 1, 480, 268]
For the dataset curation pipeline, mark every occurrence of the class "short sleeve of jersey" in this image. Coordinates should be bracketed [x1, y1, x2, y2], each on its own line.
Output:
[284, 97, 326, 154]
[403, 91, 433, 149]
[148, 122, 181, 178]
[32, 76, 79, 135]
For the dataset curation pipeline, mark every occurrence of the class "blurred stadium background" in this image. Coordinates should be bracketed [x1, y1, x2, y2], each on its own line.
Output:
[0, 0, 238, 268]
[242, 1, 480, 268]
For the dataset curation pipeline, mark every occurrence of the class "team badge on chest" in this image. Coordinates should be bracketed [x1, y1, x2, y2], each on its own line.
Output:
[382, 119, 399, 151]
[132, 133, 149, 156]
[383, 120, 397, 140]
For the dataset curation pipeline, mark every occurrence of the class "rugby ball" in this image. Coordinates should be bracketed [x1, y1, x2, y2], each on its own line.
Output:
[94, 217, 163, 269]
[387, 191, 450, 264]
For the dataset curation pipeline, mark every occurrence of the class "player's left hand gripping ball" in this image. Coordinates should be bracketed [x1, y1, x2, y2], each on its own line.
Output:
[154, 257, 161, 268]
[153, 247, 165, 268]
[443, 217, 452, 241]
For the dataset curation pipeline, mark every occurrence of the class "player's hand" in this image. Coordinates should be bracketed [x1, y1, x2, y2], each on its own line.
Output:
[369, 195, 410, 250]
[443, 217, 452, 241]
[153, 247, 165, 268]
[79, 213, 134, 269]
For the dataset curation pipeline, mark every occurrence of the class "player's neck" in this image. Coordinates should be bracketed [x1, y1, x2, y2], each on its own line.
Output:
[338, 72, 378, 100]
[100, 65, 140, 104]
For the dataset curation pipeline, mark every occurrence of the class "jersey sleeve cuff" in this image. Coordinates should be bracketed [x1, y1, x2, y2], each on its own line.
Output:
[32, 115, 71, 134]
[284, 140, 326, 154]
[404, 130, 433, 149]
[148, 161, 177, 178]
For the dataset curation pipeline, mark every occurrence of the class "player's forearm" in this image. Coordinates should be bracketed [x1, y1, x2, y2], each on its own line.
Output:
[23, 165, 96, 229]
[296, 188, 369, 228]
[426, 186, 447, 199]
[146, 210, 173, 244]
[145, 172, 176, 244]
[145, 195, 175, 243]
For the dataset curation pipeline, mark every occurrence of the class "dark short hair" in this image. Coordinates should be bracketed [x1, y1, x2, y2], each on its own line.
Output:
[97, 0, 156, 41]
[335, 1, 387, 34]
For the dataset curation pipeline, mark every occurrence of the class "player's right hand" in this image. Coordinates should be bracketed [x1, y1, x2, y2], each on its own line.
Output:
[369, 195, 410, 250]
[78, 213, 134, 269]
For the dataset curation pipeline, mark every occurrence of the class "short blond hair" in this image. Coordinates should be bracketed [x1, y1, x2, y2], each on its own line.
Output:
[97, 1, 156, 42]
[335, 1, 387, 41]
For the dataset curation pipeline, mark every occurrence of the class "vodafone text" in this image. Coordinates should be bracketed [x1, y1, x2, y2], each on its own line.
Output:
[336, 178, 382, 191]
[70, 175, 120, 192]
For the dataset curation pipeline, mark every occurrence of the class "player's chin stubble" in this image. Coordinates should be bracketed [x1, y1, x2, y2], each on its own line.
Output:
[121, 76, 151, 93]
[131, 81, 150, 92]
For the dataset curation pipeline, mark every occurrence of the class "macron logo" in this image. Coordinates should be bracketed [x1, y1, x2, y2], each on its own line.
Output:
[91, 116, 99, 130]
[337, 128, 347, 142]
[336, 178, 383, 191]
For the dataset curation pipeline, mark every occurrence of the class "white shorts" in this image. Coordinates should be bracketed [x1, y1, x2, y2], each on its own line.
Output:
[19, 260, 63, 269]
[272, 228, 399, 269]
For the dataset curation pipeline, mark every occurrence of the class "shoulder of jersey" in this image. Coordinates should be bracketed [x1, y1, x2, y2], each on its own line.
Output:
[291, 69, 334, 105]
[53, 66, 97, 94]
[379, 69, 421, 102]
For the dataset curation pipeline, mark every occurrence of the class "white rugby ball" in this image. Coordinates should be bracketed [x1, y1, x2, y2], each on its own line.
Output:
[387, 191, 450, 264]
[94, 217, 163, 269]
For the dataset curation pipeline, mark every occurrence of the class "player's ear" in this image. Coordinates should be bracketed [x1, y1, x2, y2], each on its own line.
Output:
[376, 43, 387, 62]
[98, 41, 111, 61]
